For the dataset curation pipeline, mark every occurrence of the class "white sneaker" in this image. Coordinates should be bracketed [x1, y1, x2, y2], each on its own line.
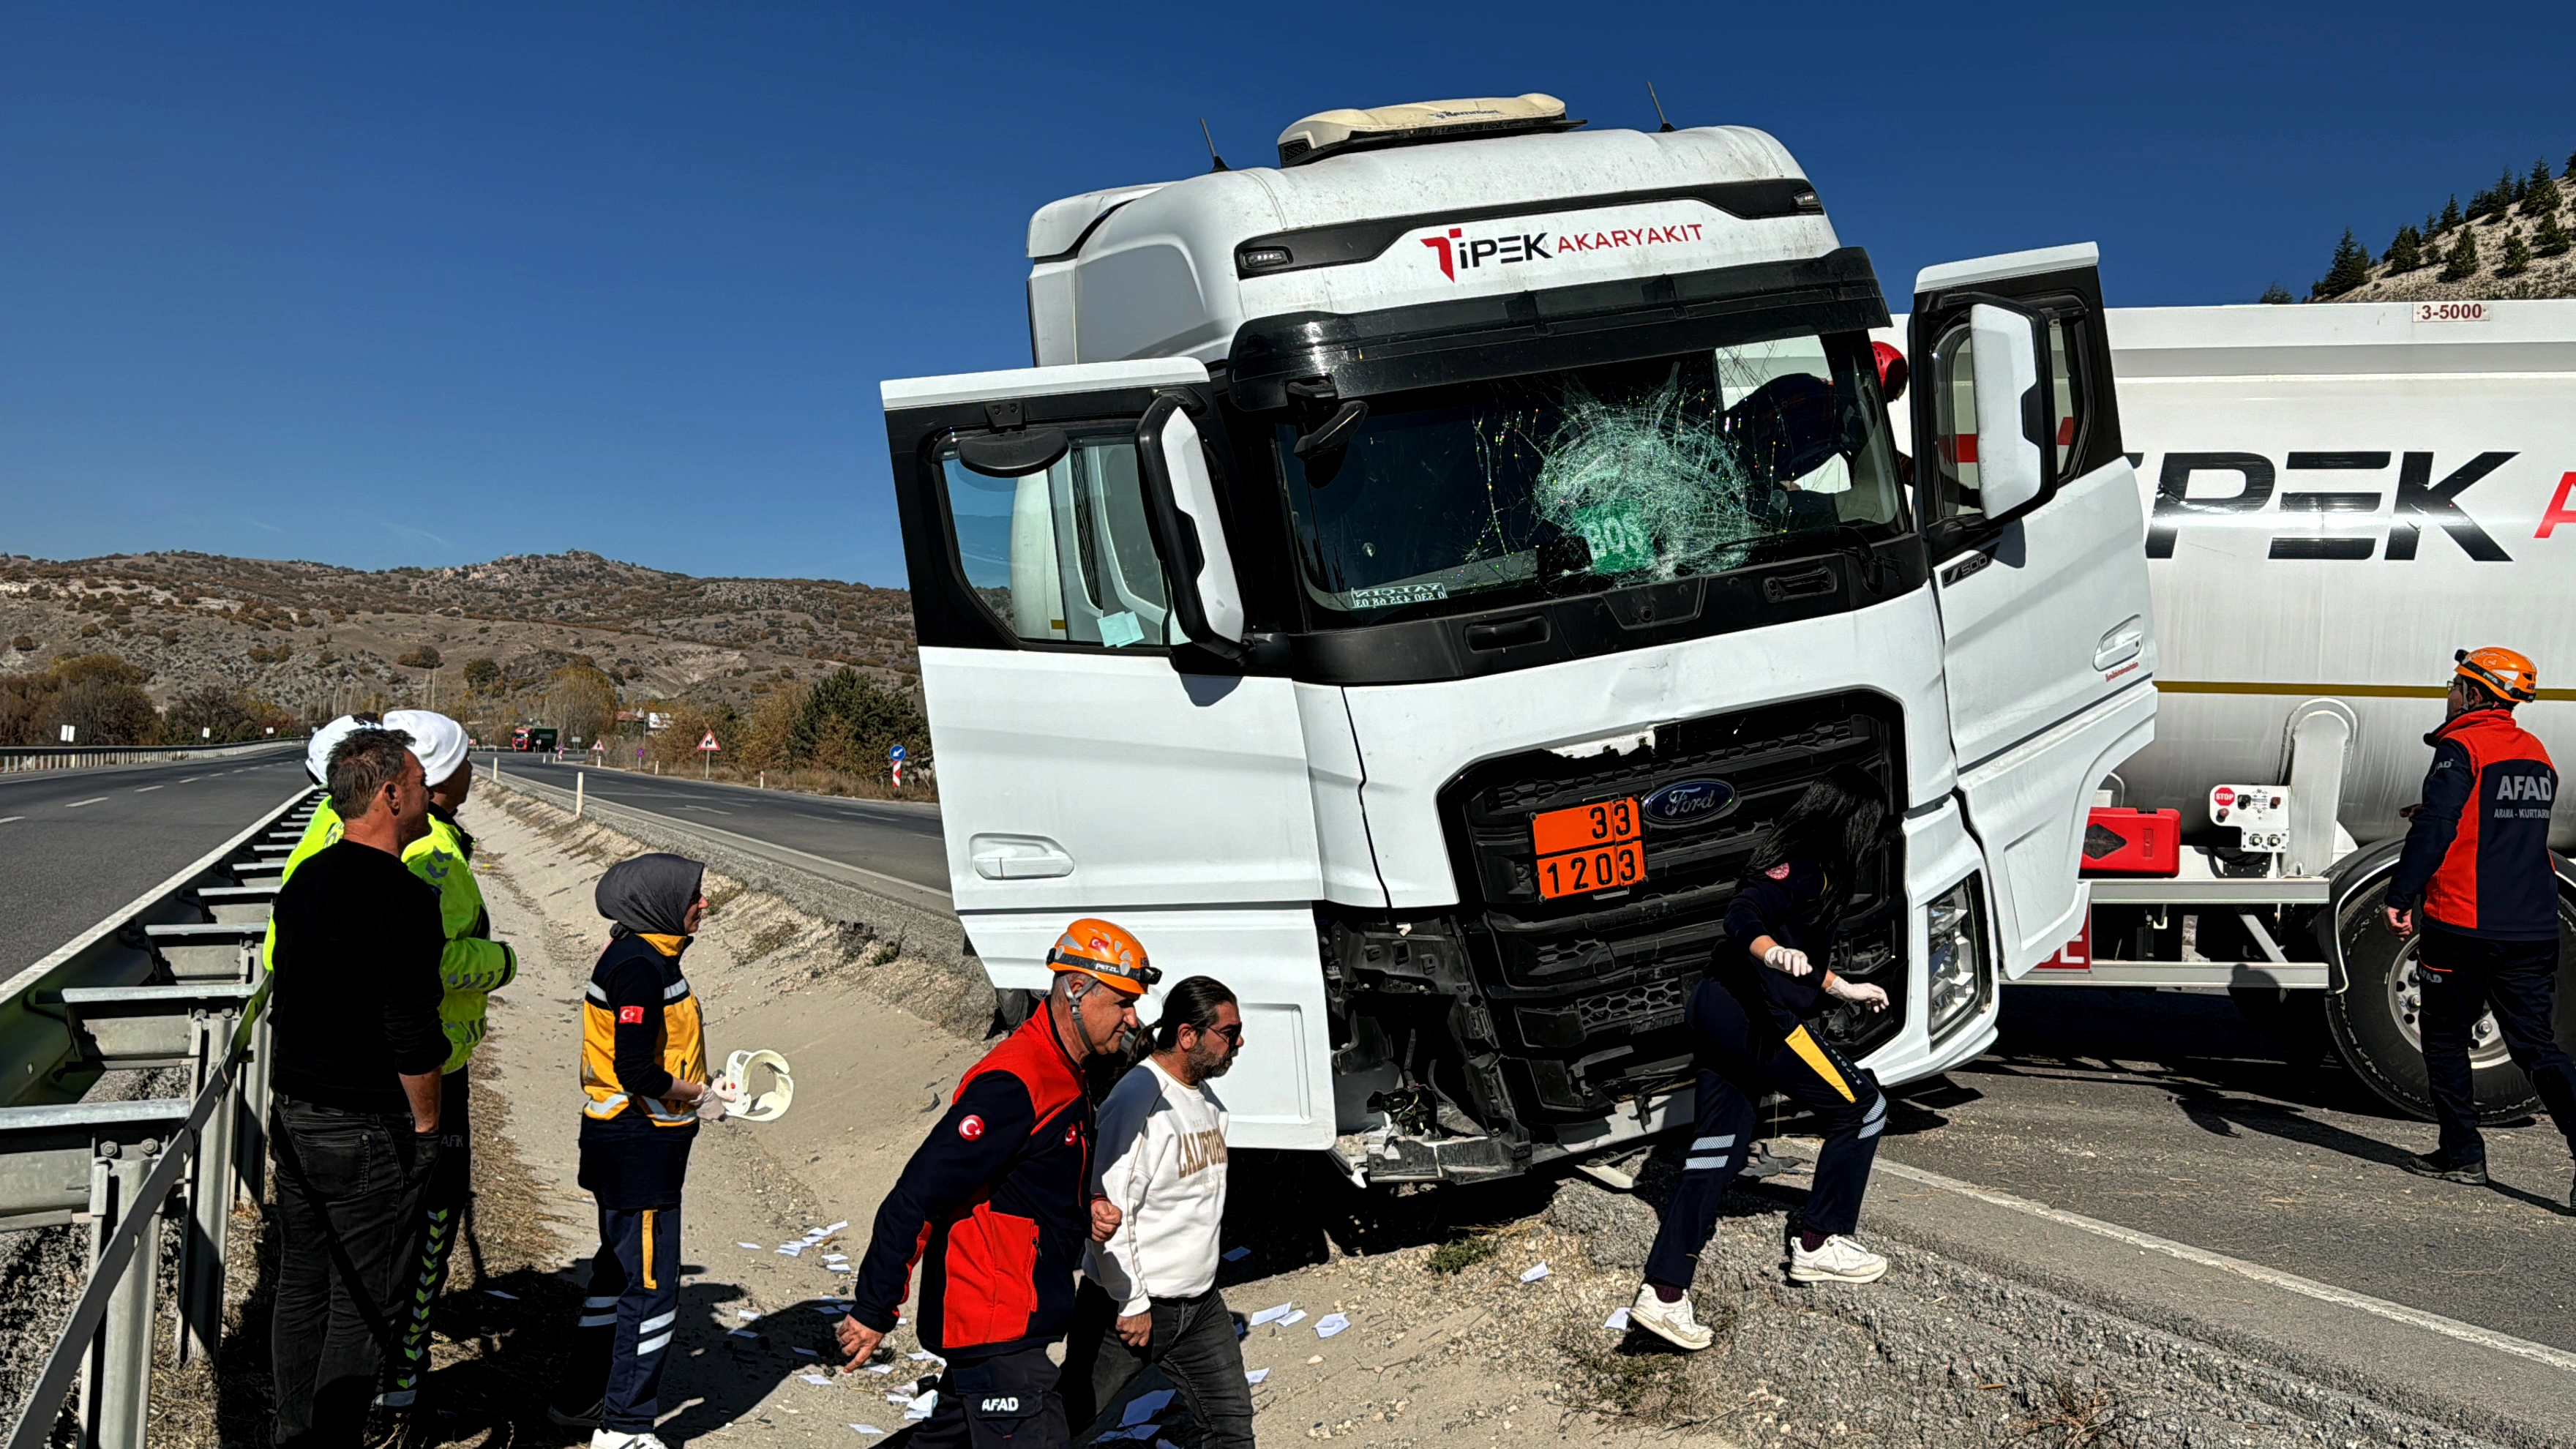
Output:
[1789, 1234, 1887, 1284]
[591, 1431, 668, 1449]
[1626, 1284, 1715, 1351]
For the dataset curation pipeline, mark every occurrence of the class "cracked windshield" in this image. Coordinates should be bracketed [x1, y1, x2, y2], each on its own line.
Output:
[1276, 333, 1903, 625]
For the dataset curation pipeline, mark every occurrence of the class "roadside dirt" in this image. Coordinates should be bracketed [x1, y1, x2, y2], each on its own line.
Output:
[160, 789, 2526, 1447]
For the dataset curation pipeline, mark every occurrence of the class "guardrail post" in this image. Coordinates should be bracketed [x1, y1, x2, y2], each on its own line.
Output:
[176, 1008, 240, 1366]
[81, 1135, 162, 1449]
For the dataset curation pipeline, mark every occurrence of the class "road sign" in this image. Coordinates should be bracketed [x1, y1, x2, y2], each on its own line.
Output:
[698, 731, 722, 752]
[889, 745, 907, 761]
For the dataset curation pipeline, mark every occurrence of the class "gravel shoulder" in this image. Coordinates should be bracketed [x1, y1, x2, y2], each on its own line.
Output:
[140, 788, 2558, 1446]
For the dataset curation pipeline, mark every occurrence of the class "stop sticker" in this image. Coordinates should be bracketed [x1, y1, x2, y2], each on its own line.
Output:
[2214, 787, 2236, 807]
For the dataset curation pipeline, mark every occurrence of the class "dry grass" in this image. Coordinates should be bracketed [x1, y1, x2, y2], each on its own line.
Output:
[1547, 1311, 1723, 1429]
[2004, 1377, 2133, 1449]
[1424, 1233, 1496, 1276]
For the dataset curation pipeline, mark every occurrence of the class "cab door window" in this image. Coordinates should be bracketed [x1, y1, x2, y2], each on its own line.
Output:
[1924, 310, 2088, 531]
[939, 434, 1175, 648]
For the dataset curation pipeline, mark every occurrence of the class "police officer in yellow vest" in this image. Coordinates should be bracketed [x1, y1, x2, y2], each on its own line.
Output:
[377, 709, 518, 1412]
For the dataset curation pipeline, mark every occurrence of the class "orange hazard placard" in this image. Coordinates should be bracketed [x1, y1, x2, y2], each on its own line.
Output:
[1531, 798, 1645, 899]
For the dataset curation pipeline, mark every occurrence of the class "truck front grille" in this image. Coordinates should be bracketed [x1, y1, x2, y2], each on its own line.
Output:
[1435, 690, 1909, 1128]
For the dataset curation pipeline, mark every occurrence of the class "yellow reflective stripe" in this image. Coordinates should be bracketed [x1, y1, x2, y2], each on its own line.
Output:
[1784, 1026, 1854, 1104]
[643, 1210, 657, 1290]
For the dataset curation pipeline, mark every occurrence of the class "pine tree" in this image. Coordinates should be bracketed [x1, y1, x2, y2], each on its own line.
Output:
[2441, 225, 2482, 280]
[2259, 280, 2294, 305]
[2505, 166, 2528, 207]
[2522, 159, 2561, 217]
[2386, 225, 2422, 272]
[2498, 229, 2532, 277]
[2312, 228, 2373, 298]
[2439, 195, 2463, 232]
[2536, 211, 2573, 258]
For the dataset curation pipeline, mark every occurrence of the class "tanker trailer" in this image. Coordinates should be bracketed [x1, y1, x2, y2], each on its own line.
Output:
[1887, 299, 2576, 1121]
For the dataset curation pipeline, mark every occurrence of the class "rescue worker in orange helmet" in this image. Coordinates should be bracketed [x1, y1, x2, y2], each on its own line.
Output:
[839, 918, 1155, 1448]
[2384, 648, 2575, 1207]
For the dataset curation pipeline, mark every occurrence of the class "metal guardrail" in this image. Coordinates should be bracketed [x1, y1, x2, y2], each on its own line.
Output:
[0, 740, 302, 776]
[0, 787, 315, 1449]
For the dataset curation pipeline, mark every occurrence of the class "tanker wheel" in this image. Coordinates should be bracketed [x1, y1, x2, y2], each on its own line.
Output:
[2323, 876, 2576, 1123]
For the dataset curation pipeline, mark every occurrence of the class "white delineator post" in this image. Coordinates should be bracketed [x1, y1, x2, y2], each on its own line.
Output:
[576, 772, 585, 818]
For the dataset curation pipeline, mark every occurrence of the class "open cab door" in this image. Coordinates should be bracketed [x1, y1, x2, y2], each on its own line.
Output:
[1910, 244, 2157, 975]
[880, 358, 1335, 1147]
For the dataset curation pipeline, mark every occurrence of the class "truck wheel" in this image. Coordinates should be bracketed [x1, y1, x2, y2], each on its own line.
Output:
[2323, 880, 2575, 1123]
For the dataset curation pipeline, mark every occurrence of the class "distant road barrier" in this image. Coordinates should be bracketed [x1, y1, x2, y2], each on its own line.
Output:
[1, 740, 302, 776]
[0, 785, 315, 1449]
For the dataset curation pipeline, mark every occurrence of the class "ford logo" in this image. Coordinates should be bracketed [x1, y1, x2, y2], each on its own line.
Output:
[1641, 779, 1737, 825]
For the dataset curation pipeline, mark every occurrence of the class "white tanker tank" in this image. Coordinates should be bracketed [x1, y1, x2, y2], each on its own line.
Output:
[1890, 298, 2576, 1121]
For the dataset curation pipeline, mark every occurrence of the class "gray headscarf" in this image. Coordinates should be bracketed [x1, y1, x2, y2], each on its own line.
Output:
[596, 853, 707, 939]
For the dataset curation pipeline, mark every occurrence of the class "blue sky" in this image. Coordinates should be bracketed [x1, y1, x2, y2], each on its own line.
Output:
[5, 2, 2572, 588]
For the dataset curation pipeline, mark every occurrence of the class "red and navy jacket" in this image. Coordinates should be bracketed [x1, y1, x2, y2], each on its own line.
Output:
[2386, 708, 2560, 941]
[851, 1011, 1093, 1356]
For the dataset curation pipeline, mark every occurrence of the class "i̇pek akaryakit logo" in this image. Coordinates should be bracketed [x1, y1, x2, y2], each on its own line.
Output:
[1420, 220, 1708, 280]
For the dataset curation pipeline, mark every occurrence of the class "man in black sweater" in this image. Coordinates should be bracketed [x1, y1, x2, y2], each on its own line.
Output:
[266, 727, 451, 1447]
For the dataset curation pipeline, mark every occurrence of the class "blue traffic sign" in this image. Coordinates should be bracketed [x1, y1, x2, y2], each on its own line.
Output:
[889, 744, 907, 760]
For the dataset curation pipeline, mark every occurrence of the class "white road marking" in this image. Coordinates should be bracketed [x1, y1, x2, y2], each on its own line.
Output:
[674, 804, 733, 815]
[64, 798, 108, 809]
[0, 817, 21, 825]
[1873, 1157, 2576, 1376]
[134, 785, 162, 793]
[179, 777, 202, 784]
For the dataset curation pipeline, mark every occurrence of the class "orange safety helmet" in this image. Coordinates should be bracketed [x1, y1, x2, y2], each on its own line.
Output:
[1045, 917, 1160, 997]
[2455, 647, 2539, 705]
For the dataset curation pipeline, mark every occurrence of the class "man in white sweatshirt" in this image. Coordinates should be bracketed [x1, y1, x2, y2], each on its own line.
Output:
[1062, 977, 1254, 1448]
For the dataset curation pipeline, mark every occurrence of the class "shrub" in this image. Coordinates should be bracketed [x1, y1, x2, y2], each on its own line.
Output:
[396, 645, 443, 669]
[2441, 226, 2482, 281]
[2498, 229, 2533, 278]
[2310, 230, 2373, 299]
[2258, 281, 2294, 304]
[2384, 225, 2422, 273]
[2535, 211, 2572, 258]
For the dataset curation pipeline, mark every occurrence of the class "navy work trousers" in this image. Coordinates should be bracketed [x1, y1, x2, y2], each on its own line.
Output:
[551, 1202, 684, 1434]
[1644, 981, 1885, 1290]
[2419, 926, 2576, 1163]
[912, 1342, 1071, 1449]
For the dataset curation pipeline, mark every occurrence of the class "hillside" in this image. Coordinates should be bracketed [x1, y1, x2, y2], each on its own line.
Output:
[2306, 154, 2576, 303]
[0, 550, 918, 738]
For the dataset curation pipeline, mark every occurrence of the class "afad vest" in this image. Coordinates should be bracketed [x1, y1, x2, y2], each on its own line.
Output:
[2423, 709, 2561, 939]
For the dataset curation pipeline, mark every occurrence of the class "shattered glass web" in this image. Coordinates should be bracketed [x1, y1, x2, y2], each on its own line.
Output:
[1286, 337, 1881, 613]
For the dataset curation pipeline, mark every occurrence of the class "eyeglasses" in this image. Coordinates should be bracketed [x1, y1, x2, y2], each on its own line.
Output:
[1189, 1022, 1243, 1046]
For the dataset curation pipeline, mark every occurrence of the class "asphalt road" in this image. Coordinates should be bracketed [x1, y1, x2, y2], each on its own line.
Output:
[0, 749, 310, 981]
[455, 758, 2576, 1359]
[1882, 985, 2576, 1354]
[473, 753, 948, 892]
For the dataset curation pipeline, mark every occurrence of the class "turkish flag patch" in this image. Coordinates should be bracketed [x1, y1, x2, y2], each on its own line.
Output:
[957, 1115, 984, 1141]
[1766, 864, 1792, 880]
[618, 1006, 645, 1025]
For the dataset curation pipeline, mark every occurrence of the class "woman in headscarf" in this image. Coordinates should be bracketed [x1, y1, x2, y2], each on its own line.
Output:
[1629, 766, 1896, 1352]
[548, 853, 738, 1449]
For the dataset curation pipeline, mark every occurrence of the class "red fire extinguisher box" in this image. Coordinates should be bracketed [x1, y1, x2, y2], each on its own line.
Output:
[2079, 807, 2182, 877]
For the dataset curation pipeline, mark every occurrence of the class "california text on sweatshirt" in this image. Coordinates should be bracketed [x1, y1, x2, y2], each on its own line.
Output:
[1085, 1057, 1229, 1315]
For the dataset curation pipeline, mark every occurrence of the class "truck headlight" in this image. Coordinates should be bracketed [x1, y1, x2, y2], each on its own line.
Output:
[1925, 877, 1990, 1042]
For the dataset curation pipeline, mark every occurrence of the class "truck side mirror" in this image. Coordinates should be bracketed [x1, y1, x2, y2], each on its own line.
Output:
[1968, 302, 2046, 519]
[1137, 394, 1248, 657]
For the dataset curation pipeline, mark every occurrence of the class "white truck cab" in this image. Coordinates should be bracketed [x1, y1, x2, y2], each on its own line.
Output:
[878, 95, 2159, 1183]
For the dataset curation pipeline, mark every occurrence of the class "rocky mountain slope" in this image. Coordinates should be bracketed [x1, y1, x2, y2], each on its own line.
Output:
[2313, 157, 2576, 303]
[0, 550, 916, 725]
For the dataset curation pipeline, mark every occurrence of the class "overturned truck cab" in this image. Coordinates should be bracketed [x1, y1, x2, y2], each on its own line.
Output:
[879, 94, 2159, 1184]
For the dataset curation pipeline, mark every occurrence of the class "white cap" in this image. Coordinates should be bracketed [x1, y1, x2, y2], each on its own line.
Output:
[306, 715, 379, 785]
[383, 709, 469, 788]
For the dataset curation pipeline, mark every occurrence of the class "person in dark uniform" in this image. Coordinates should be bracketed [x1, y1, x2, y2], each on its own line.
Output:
[545, 853, 737, 1449]
[1630, 766, 1895, 1351]
[2382, 647, 2574, 1205]
[836, 918, 1151, 1448]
